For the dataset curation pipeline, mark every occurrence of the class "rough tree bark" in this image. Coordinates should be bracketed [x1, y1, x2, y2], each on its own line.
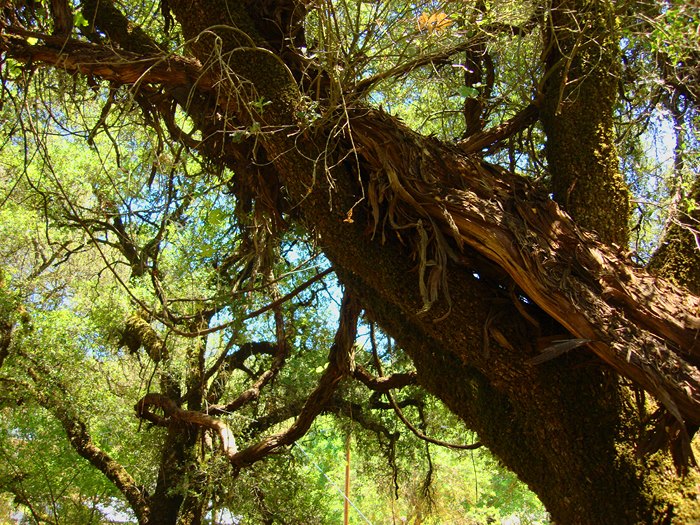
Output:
[649, 175, 700, 295]
[161, 1, 699, 522]
[541, 0, 630, 248]
[3, 0, 700, 523]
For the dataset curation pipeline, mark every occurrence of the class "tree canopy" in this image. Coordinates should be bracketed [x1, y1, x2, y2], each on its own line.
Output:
[1, 0, 699, 523]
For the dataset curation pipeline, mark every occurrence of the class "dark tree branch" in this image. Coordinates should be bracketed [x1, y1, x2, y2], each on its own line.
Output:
[205, 341, 277, 404]
[81, 0, 161, 53]
[225, 291, 361, 468]
[25, 369, 149, 523]
[48, 0, 72, 37]
[383, 389, 482, 450]
[457, 103, 540, 153]
[352, 365, 417, 392]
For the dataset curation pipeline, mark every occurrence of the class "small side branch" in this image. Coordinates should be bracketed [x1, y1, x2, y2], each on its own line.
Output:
[353, 37, 488, 97]
[457, 103, 540, 154]
[353, 365, 417, 392]
[135, 393, 238, 456]
[385, 390, 482, 451]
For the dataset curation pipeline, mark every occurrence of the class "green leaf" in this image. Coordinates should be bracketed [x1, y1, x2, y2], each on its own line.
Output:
[208, 208, 226, 227]
[457, 85, 479, 98]
[74, 12, 89, 27]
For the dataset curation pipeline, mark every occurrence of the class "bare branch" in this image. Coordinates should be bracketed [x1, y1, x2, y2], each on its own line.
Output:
[352, 365, 417, 392]
[353, 37, 487, 97]
[457, 103, 540, 154]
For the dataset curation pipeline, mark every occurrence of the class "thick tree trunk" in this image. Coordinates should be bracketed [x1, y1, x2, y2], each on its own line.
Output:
[148, 426, 200, 525]
[535, 2, 699, 521]
[165, 2, 700, 522]
[648, 176, 700, 295]
[541, 0, 630, 248]
[4, 1, 700, 522]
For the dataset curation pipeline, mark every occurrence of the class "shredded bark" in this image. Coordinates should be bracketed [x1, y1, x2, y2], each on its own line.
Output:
[349, 108, 700, 428]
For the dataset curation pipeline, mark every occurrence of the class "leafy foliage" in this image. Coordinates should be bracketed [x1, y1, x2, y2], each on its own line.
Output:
[1, 0, 699, 523]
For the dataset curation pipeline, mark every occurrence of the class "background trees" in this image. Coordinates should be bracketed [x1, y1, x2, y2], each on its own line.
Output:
[1, 0, 699, 523]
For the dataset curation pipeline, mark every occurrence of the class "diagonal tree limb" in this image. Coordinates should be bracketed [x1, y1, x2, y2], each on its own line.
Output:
[23, 369, 150, 523]
[457, 103, 540, 153]
[225, 291, 361, 468]
[350, 109, 700, 426]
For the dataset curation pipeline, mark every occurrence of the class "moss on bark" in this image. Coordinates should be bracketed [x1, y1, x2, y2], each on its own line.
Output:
[537, 2, 699, 521]
[541, 0, 630, 247]
[648, 176, 700, 295]
[116, 1, 699, 522]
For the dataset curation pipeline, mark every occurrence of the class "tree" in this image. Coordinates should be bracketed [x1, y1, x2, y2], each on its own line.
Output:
[1, 0, 699, 523]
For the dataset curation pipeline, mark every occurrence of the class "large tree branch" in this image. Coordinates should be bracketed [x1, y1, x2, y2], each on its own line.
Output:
[25, 370, 149, 522]
[0, 30, 215, 92]
[346, 110, 700, 425]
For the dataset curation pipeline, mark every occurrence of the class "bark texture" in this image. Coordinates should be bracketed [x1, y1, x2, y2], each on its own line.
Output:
[3, 0, 700, 523]
[649, 176, 700, 296]
[541, 0, 630, 247]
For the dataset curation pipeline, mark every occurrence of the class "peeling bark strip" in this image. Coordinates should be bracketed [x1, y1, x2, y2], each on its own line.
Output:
[350, 111, 700, 424]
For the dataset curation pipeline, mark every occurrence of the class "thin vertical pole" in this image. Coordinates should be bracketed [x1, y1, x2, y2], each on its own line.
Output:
[344, 432, 351, 525]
